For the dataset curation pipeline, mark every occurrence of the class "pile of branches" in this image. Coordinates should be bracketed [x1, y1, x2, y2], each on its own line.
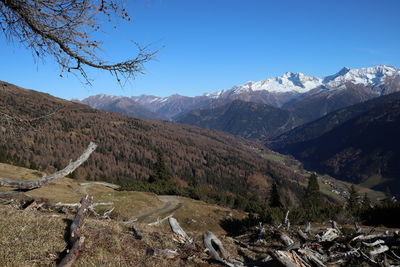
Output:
[208, 211, 400, 267]
[130, 209, 399, 266]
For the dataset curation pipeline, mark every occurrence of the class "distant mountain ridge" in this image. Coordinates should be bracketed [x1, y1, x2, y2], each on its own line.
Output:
[176, 100, 299, 140]
[269, 92, 400, 197]
[76, 65, 400, 121]
[72, 94, 166, 120]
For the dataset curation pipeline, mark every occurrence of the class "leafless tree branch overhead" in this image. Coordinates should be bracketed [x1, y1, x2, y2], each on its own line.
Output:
[0, 0, 156, 84]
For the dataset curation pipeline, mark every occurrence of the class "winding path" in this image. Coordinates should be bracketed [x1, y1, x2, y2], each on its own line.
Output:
[134, 195, 183, 223]
[79, 182, 120, 195]
[78, 182, 183, 224]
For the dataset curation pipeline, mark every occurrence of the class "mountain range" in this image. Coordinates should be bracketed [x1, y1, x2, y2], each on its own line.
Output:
[75, 65, 400, 124]
[73, 65, 400, 197]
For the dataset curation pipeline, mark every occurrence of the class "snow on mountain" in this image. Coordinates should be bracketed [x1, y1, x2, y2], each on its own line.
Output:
[76, 65, 400, 119]
[229, 72, 323, 94]
[203, 90, 224, 99]
[222, 65, 399, 96]
[322, 67, 351, 83]
[324, 65, 398, 88]
[131, 95, 167, 104]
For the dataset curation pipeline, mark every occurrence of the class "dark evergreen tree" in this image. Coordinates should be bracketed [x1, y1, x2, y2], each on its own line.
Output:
[303, 173, 321, 207]
[347, 184, 360, 214]
[149, 150, 172, 183]
[269, 183, 283, 207]
[362, 193, 371, 208]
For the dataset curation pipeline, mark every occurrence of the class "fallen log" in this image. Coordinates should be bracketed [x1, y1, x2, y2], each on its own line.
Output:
[0, 142, 97, 190]
[362, 240, 385, 247]
[168, 217, 193, 244]
[329, 249, 360, 262]
[279, 232, 295, 247]
[271, 250, 303, 267]
[319, 228, 339, 242]
[55, 202, 113, 209]
[57, 195, 92, 267]
[369, 245, 389, 257]
[297, 248, 326, 267]
[203, 231, 238, 267]
[351, 233, 387, 242]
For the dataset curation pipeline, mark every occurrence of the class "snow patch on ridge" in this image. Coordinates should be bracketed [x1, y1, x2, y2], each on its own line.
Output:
[220, 65, 399, 96]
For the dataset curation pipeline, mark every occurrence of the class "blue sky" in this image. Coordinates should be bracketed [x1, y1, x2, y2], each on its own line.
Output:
[1, 0, 400, 99]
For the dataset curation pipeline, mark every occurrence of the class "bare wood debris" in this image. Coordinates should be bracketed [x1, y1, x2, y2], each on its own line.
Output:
[169, 217, 193, 244]
[226, 221, 400, 267]
[57, 195, 92, 267]
[203, 231, 241, 267]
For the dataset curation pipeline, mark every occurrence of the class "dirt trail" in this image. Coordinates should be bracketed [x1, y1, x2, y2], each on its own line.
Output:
[134, 195, 183, 223]
[78, 182, 183, 224]
[79, 182, 120, 195]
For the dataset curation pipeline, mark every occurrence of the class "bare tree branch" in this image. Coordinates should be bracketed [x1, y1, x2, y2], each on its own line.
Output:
[57, 195, 92, 267]
[0, 142, 97, 189]
[0, 0, 156, 85]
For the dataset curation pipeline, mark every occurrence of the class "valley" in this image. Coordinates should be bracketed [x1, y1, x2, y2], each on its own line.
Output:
[75, 65, 400, 198]
[1, 69, 399, 267]
[2, 1, 400, 265]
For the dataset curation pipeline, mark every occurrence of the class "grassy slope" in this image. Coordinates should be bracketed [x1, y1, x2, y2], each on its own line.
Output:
[0, 163, 246, 266]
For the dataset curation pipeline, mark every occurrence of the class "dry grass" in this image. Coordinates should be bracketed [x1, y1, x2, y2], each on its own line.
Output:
[0, 205, 66, 267]
[172, 196, 245, 234]
[0, 163, 246, 266]
[0, 204, 239, 266]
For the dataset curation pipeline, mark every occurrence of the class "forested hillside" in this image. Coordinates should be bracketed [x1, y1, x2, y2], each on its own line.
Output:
[176, 100, 299, 140]
[0, 81, 305, 206]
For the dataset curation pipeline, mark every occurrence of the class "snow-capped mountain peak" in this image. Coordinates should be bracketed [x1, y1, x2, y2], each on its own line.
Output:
[229, 72, 323, 94]
[225, 65, 399, 96]
[322, 67, 350, 83]
[324, 65, 397, 87]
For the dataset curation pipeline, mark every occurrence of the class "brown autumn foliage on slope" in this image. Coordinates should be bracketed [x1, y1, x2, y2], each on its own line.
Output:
[0, 81, 304, 203]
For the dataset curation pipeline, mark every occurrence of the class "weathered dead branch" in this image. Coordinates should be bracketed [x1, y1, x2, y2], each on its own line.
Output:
[57, 195, 91, 267]
[271, 250, 310, 267]
[318, 228, 340, 242]
[284, 210, 290, 230]
[168, 217, 193, 244]
[232, 220, 400, 267]
[279, 232, 295, 247]
[203, 231, 240, 267]
[0, 142, 97, 190]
